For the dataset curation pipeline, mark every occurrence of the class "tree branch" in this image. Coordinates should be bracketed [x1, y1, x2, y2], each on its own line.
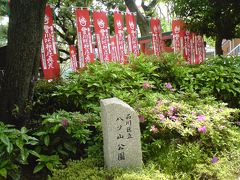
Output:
[142, 0, 159, 12]
[59, 48, 69, 55]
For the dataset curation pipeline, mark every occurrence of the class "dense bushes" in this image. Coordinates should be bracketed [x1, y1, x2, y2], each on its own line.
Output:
[50, 158, 174, 180]
[32, 54, 240, 121]
[0, 112, 99, 179]
[49, 92, 240, 179]
[174, 56, 240, 108]
[1, 53, 240, 179]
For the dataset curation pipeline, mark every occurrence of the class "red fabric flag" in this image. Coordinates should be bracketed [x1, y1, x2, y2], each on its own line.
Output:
[125, 12, 139, 57]
[183, 30, 192, 63]
[69, 45, 78, 71]
[110, 36, 118, 62]
[40, 4, 60, 80]
[75, 8, 94, 68]
[172, 19, 185, 55]
[92, 11, 111, 62]
[113, 11, 126, 64]
[150, 18, 162, 56]
[195, 35, 205, 64]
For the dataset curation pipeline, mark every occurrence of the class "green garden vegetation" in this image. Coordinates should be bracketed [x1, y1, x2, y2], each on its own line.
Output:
[0, 53, 240, 179]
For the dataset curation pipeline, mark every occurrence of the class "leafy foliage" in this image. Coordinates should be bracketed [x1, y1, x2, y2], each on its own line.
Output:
[171, 0, 240, 38]
[171, 0, 240, 54]
[0, 122, 38, 179]
[33, 54, 239, 118]
[174, 56, 240, 107]
[3, 53, 240, 179]
[50, 158, 173, 180]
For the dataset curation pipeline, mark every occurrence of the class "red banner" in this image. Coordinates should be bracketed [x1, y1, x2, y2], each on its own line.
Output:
[76, 8, 94, 68]
[172, 19, 185, 55]
[110, 36, 118, 62]
[113, 11, 126, 64]
[150, 18, 162, 55]
[183, 30, 192, 63]
[195, 35, 205, 64]
[40, 5, 60, 80]
[125, 12, 139, 57]
[92, 11, 111, 62]
[69, 45, 78, 71]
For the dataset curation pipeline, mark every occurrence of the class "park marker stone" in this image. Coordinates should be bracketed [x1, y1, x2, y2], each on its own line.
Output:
[100, 97, 142, 169]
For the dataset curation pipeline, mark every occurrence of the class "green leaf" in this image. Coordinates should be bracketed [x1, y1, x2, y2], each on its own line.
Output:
[0, 168, 7, 178]
[46, 163, 53, 171]
[33, 163, 45, 174]
[6, 143, 13, 153]
[63, 142, 75, 152]
[20, 127, 27, 134]
[0, 160, 8, 168]
[34, 131, 48, 136]
[21, 149, 29, 162]
[16, 139, 23, 150]
[44, 135, 50, 146]
[0, 135, 10, 146]
[52, 124, 60, 134]
[29, 150, 40, 158]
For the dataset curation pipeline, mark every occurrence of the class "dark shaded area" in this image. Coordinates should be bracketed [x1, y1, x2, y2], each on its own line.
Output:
[0, 46, 6, 90]
[0, 45, 6, 69]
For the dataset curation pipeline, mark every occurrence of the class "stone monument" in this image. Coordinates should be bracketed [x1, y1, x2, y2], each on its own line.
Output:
[100, 97, 142, 169]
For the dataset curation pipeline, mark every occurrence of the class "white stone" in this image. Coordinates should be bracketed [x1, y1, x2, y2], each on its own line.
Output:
[100, 97, 142, 169]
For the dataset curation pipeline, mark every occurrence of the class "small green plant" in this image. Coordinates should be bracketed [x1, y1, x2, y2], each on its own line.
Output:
[50, 158, 173, 180]
[33, 110, 96, 170]
[0, 122, 38, 179]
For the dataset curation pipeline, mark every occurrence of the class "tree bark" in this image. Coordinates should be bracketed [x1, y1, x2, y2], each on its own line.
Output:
[124, 0, 149, 36]
[215, 35, 223, 55]
[0, 0, 48, 128]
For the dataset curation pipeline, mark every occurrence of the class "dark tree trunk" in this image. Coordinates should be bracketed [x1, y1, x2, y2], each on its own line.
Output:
[124, 0, 150, 36]
[0, 0, 48, 128]
[215, 35, 223, 55]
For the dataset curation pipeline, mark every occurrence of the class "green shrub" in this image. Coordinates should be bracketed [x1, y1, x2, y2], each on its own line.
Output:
[52, 61, 155, 113]
[138, 91, 240, 177]
[50, 158, 173, 180]
[32, 79, 64, 120]
[32, 111, 99, 173]
[33, 54, 240, 120]
[28, 53, 240, 179]
[174, 56, 240, 108]
[0, 122, 38, 179]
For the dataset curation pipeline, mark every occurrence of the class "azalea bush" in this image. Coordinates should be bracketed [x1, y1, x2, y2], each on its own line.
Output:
[137, 91, 240, 178]
[48, 90, 240, 179]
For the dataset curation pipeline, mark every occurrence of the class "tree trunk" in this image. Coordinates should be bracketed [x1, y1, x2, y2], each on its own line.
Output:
[0, 0, 48, 128]
[124, 0, 150, 36]
[215, 36, 223, 55]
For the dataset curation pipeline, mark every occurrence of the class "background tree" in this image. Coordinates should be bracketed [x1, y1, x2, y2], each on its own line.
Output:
[0, 0, 48, 127]
[171, 0, 240, 55]
[0, 0, 165, 127]
[52, 0, 163, 61]
[0, 0, 8, 47]
[49, 0, 93, 62]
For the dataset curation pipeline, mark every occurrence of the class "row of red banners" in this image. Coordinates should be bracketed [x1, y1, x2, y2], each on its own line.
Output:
[70, 9, 162, 72]
[172, 19, 205, 64]
[40, 5, 205, 80]
[41, 5, 144, 79]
